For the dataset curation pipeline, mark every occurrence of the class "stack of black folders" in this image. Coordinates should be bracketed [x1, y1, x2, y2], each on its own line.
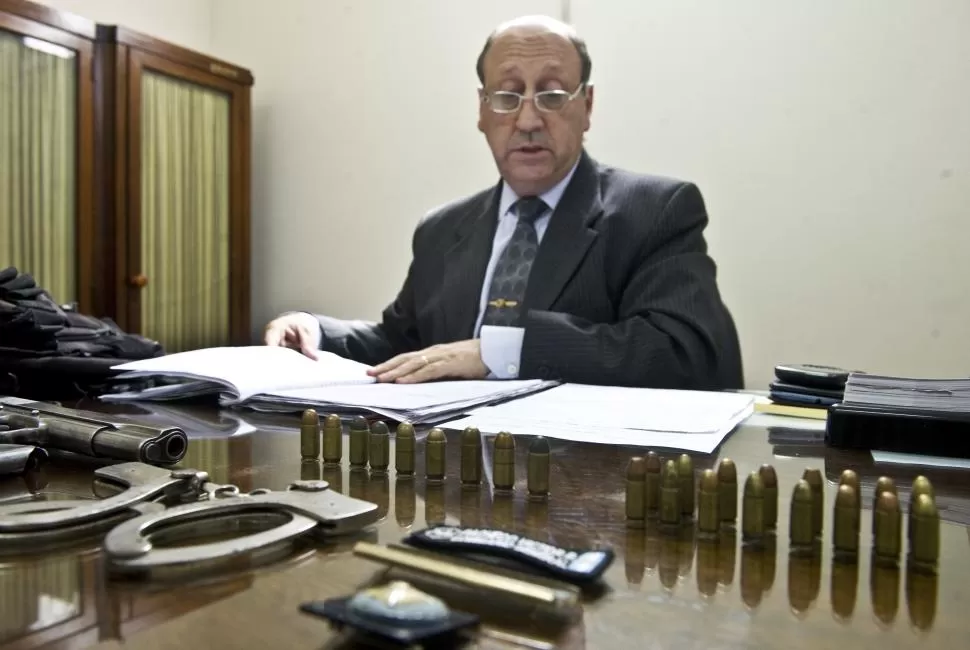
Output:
[825, 371, 970, 459]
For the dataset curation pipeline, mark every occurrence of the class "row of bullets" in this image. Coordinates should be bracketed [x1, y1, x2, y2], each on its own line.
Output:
[299, 410, 552, 498]
[625, 453, 940, 572]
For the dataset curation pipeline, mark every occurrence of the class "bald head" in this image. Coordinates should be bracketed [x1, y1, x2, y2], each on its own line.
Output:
[476, 15, 592, 86]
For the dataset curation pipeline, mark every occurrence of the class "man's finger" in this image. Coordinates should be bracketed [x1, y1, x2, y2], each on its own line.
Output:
[376, 355, 428, 383]
[394, 361, 441, 384]
[296, 327, 320, 360]
[264, 327, 284, 346]
[369, 353, 411, 377]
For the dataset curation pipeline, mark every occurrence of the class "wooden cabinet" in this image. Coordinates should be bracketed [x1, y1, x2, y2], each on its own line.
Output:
[0, 0, 252, 352]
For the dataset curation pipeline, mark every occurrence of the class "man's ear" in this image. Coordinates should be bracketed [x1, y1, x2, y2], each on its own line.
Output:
[583, 84, 594, 132]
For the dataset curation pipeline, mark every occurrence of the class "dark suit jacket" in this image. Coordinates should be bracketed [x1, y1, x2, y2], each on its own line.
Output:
[313, 150, 744, 390]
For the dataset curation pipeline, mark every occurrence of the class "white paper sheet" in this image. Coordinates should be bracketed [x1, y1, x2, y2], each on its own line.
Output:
[440, 384, 754, 452]
[871, 450, 970, 470]
[110, 346, 374, 401]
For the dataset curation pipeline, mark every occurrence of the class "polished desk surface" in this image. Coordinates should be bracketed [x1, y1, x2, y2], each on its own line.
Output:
[1, 400, 968, 650]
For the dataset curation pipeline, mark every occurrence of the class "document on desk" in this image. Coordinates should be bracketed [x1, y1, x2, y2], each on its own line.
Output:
[440, 384, 755, 453]
[100, 345, 556, 424]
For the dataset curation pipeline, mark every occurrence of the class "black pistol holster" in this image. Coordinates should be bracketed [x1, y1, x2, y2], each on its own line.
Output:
[0, 266, 165, 399]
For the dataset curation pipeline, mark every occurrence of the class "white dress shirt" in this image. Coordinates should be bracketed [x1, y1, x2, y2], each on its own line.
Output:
[476, 160, 580, 378]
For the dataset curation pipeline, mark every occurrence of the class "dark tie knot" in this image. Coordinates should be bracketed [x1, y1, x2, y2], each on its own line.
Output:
[515, 197, 548, 224]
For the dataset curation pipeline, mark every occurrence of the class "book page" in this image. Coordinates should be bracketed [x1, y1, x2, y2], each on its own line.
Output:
[111, 346, 374, 401]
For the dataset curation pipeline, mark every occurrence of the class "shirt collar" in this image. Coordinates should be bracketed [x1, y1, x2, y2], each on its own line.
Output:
[498, 157, 581, 219]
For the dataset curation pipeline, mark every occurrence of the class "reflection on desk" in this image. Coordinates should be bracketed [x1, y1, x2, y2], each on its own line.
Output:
[0, 404, 967, 649]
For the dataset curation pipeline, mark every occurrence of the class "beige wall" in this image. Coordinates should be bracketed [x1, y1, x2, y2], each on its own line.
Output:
[31, 0, 970, 388]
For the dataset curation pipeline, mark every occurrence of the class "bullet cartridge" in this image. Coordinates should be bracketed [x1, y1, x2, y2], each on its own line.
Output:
[660, 460, 680, 526]
[492, 431, 515, 492]
[368, 420, 390, 474]
[677, 453, 695, 517]
[758, 464, 778, 530]
[527, 436, 550, 499]
[873, 490, 901, 563]
[742, 471, 766, 543]
[300, 409, 320, 460]
[908, 493, 940, 572]
[322, 413, 342, 465]
[644, 451, 661, 516]
[460, 426, 482, 487]
[801, 468, 824, 538]
[832, 484, 860, 556]
[717, 458, 738, 524]
[349, 416, 369, 468]
[838, 469, 861, 508]
[626, 456, 647, 528]
[425, 428, 446, 483]
[908, 475, 934, 545]
[395, 422, 415, 476]
[789, 479, 815, 551]
[697, 469, 720, 538]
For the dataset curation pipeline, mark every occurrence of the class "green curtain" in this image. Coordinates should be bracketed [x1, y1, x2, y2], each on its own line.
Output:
[141, 71, 230, 352]
[0, 30, 77, 304]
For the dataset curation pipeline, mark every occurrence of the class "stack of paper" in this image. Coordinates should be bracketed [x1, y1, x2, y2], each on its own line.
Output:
[843, 373, 970, 412]
[100, 346, 555, 424]
[440, 383, 755, 453]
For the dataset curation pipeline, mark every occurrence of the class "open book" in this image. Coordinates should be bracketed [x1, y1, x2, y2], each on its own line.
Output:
[101, 346, 555, 424]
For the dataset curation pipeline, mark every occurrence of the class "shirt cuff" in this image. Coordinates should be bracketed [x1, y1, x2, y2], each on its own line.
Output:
[480, 325, 524, 379]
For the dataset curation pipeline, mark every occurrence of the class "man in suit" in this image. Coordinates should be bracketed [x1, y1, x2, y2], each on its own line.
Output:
[264, 15, 743, 390]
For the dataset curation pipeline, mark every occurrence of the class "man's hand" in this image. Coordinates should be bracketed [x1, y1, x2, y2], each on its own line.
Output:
[368, 340, 489, 384]
[263, 312, 321, 360]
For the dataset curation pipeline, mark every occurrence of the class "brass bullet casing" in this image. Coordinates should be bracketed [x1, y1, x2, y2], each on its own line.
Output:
[659, 460, 680, 527]
[300, 409, 320, 460]
[717, 458, 738, 525]
[908, 493, 940, 572]
[492, 431, 516, 492]
[395, 422, 416, 477]
[742, 471, 766, 543]
[908, 475, 934, 544]
[676, 453, 694, 517]
[801, 468, 824, 538]
[527, 436, 550, 499]
[697, 469, 720, 538]
[368, 420, 390, 474]
[839, 469, 860, 505]
[625, 456, 647, 528]
[872, 475, 896, 532]
[322, 413, 342, 466]
[789, 479, 815, 551]
[758, 464, 778, 531]
[873, 490, 902, 564]
[832, 484, 860, 557]
[460, 426, 482, 487]
[349, 416, 369, 469]
[425, 428, 446, 483]
[644, 451, 662, 517]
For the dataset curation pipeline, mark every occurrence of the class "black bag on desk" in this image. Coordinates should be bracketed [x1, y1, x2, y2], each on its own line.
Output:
[0, 266, 165, 399]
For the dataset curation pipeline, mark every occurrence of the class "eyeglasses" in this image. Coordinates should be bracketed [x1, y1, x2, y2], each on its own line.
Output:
[482, 83, 586, 114]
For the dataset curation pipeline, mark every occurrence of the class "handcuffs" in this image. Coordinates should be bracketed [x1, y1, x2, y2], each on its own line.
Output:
[0, 462, 381, 574]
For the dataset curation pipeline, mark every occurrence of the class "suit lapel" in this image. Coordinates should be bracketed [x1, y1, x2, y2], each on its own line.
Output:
[441, 186, 500, 340]
[523, 151, 603, 312]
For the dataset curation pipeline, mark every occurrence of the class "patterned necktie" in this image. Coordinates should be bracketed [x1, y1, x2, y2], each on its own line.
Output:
[480, 196, 548, 328]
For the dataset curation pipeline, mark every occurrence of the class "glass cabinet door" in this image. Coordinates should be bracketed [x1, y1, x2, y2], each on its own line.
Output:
[0, 16, 94, 311]
[138, 70, 231, 352]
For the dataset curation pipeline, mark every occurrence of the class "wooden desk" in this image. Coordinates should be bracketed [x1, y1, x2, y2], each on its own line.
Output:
[1, 402, 967, 649]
